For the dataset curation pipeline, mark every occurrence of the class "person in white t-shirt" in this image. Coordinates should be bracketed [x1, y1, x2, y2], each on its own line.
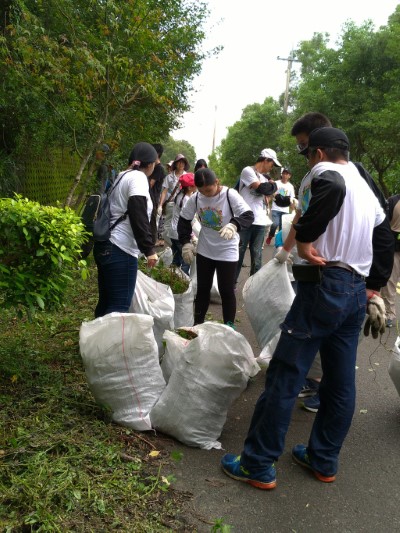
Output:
[93, 142, 158, 318]
[168, 172, 197, 275]
[178, 168, 254, 327]
[235, 148, 280, 284]
[221, 127, 387, 489]
[265, 167, 296, 245]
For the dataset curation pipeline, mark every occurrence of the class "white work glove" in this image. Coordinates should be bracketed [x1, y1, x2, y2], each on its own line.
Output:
[182, 243, 195, 265]
[146, 253, 158, 268]
[363, 294, 386, 339]
[274, 248, 291, 264]
[157, 205, 163, 217]
[219, 222, 237, 240]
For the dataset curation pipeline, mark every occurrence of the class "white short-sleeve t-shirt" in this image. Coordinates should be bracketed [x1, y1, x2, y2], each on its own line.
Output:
[239, 166, 269, 226]
[271, 180, 296, 213]
[180, 186, 251, 261]
[109, 169, 153, 257]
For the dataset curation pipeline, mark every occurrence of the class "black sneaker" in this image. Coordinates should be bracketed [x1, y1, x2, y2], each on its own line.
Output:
[298, 378, 319, 398]
[302, 393, 320, 413]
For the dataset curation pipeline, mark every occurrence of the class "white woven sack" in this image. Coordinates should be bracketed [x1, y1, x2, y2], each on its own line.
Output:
[79, 313, 166, 431]
[150, 322, 260, 449]
[389, 336, 400, 397]
[130, 270, 175, 355]
[243, 259, 295, 350]
[160, 329, 189, 383]
[172, 270, 194, 328]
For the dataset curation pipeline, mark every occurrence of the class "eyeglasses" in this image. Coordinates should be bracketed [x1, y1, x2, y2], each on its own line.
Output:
[296, 142, 308, 153]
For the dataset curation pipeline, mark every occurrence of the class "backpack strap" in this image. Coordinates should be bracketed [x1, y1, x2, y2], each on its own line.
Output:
[226, 188, 234, 217]
[195, 189, 233, 217]
[108, 169, 131, 230]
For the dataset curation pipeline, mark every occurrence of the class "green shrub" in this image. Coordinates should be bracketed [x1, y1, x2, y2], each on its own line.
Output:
[0, 194, 89, 317]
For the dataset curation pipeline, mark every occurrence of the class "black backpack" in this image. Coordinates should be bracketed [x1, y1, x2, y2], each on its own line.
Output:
[80, 171, 129, 257]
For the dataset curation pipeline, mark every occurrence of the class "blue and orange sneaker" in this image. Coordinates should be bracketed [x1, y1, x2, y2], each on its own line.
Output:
[292, 445, 336, 483]
[221, 454, 276, 490]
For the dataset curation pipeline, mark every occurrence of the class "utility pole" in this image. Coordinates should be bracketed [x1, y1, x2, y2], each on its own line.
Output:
[277, 52, 300, 114]
[212, 105, 217, 153]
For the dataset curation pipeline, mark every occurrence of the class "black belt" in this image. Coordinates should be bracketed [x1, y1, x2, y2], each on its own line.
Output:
[323, 261, 365, 280]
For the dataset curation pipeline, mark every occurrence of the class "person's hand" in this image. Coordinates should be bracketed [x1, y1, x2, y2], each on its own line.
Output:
[363, 293, 386, 339]
[146, 254, 158, 268]
[296, 242, 326, 266]
[182, 243, 195, 264]
[274, 247, 291, 264]
[157, 205, 163, 217]
[219, 223, 237, 240]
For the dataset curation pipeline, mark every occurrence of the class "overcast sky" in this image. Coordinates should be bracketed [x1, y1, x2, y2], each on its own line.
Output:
[171, 0, 400, 161]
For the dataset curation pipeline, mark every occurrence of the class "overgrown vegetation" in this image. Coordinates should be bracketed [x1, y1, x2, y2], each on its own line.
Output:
[0, 258, 196, 532]
[0, 195, 88, 318]
[138, 258, 190, 295]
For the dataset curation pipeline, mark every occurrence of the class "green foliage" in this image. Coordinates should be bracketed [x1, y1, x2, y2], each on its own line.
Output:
[216, 98, 286, 183]
[292, 10, 400, 196]
[0, 263, 188, 531]
[0, 195, 89, 316]
[1, 0, 214, 205]
[211, 517, 232, 532]
[138, 258, 190, 294]
[161, 136, 197, 171]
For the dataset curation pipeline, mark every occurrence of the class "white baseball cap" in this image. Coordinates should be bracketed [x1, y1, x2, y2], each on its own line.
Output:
[260, 148, 282, 167]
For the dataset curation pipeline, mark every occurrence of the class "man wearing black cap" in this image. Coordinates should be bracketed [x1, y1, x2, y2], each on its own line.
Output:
[221, 127, 387, 489]
[276, 112, 394, 413]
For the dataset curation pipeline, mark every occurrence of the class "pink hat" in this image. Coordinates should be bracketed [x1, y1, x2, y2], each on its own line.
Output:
[179, 172, 195, 188]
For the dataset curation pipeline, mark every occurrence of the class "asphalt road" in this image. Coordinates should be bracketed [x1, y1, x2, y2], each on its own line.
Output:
[167, 245, 400, 533]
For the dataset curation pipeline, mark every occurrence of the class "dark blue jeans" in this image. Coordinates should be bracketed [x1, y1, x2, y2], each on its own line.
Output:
[241, 267, 367, 477]
[236, 224, 266, 282]
[268, 210, 284, 238]
[93, 240, 138, 318]
[171, 238, 190, 275]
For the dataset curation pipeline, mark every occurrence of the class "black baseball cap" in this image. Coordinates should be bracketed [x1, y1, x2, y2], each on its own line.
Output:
[300, 127, 350, 155]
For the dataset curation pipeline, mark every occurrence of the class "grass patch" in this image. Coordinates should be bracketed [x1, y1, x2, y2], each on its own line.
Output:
[0, 257, 194, 532]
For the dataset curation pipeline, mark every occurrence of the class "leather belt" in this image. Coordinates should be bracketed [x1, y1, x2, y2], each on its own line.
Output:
[323, 261, 365, 279]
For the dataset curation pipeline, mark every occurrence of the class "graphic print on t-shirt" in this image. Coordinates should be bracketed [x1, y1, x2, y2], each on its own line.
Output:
[199, 207, 223, 230]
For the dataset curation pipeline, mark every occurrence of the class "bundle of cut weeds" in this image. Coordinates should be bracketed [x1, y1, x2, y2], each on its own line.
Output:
[138, 258, 190, 294]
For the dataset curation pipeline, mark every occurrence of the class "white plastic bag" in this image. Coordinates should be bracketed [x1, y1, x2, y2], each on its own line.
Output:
[389, 336, 400, 397]
[257, 331, 280, 368]
[243, 259, 295, 350]
[130, 270, 175, 354]
[150, 322, 260, 449]
[79, 313, 166, 431]
[162, 202, 174, 247]
[158, 246, 173, 267]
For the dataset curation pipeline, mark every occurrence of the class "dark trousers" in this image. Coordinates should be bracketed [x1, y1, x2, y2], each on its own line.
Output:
[241, 267, 366, 476]
[93, 240, 138, 318]
[195, 253, 237, 325]
[171, 238, 190, 275]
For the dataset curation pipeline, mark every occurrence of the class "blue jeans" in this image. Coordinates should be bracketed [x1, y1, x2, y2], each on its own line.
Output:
[268, 210, 284, 238]
[171, 238, 190, 275]
[236, 225, 266, 281]
[93, 240, 138, 318]
[241, 267, 366, 476]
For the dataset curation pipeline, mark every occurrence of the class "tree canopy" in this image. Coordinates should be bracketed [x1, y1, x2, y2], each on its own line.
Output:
[214, 7, 400, 196]
[1, 0, 213, 204]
